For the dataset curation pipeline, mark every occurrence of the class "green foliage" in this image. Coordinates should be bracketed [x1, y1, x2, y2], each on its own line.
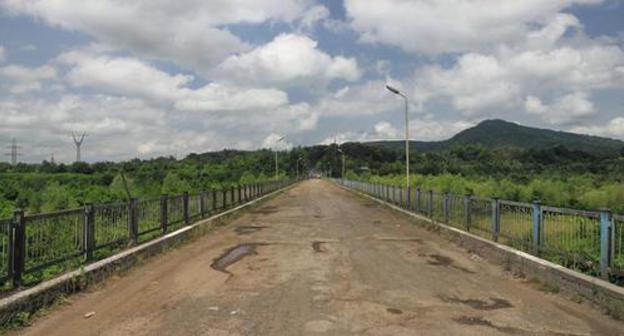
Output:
[161, 172, 191, 194]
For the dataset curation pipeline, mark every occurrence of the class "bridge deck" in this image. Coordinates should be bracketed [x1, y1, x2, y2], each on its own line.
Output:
[15, 180, 623, 335]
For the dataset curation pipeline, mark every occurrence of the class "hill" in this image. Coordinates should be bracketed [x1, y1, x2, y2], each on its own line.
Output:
[365, 119, 624, 157]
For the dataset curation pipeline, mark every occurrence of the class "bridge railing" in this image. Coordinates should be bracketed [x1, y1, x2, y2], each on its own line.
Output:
[0, 178, 299, 291]
[332, 178, 623, 284]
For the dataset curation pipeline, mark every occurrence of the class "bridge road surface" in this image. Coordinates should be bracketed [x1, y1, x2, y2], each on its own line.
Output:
[14, 180, 624, 336]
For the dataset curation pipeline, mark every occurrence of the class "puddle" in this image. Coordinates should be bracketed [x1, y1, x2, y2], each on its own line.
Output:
[312, 241, 325, 253]
[250, 206, 279, 215]
[439, 295, 513, 310]
[427, 254, 476, 274]
[453, 316, 520, 334]
[211, 243, 268, 275]
[386, 308, 403, 315]
[234, 225, 269, 235]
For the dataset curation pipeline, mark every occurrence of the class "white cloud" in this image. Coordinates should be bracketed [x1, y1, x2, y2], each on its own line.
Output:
[412, 39, 624, 121]
[0, 64, 57, 93]
[344, 0, 602, 55]
[408, 118, 475, 141]
[374, 121, 399, 139]
[570, 117, 624, 140]
[0, 46, 5, 63]
[2, 0, 315, 70]
[59, 50, 289, 112]
[317, 81, 399, 117]
[214, 34, 361, 87]
[526, 92, 596, 124]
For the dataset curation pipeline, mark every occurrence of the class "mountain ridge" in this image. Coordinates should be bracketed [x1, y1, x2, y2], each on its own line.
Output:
[362, 119, 624, 156]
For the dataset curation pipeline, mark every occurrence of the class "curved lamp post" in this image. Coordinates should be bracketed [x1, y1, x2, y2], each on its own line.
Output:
[385, 84, 410, 201]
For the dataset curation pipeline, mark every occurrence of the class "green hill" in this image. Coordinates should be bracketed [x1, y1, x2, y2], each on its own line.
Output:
[365, 119, 624, 157]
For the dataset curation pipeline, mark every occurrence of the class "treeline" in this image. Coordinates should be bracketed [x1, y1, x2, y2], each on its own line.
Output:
[1, 143, 623, 217]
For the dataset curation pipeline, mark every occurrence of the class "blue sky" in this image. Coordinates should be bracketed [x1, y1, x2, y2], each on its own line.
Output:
[1, 0, 623, 163]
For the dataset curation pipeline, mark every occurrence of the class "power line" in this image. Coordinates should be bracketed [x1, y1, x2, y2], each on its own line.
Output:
[5, 138, 22, 165]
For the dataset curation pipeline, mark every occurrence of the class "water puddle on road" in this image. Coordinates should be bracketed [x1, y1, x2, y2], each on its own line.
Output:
[211, 243, 268, 274]
[439, 295, 513, 310]
[234, 225, 269, 235]
[426, 254, 476, 274]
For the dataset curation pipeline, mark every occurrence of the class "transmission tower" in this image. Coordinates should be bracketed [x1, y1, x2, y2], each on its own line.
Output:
[5, 138, 22, 165]
[72, 132, 87, 162]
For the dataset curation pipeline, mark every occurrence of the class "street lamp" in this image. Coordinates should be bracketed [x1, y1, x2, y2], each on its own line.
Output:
[385, 84, 410, 202]
[274, 136, 285, 180]
[337, 148, 345, 179]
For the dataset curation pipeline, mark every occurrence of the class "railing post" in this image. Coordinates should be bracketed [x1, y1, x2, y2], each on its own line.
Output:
[399, 186, 403, 206]
[210, 189, 217, 212]
[222, 189, 227, 208]
[464, 195, 472, 231]
[416, 188, 421, 213]
[200, 191, 206, 218]
[183, 192, 189, 225]
[491, 198, 500, 242]
[12, 210, 25, 287]
[427, 190, 433, 218]
[443, 193, 450, 224]
[600, 209, 614, 280]
[84, 203, 95, 261]
[531, 200, 542, 255]
[160, 194, 168, 234]
[237, 185, 242, 204]
[128, 198, 138, 245]
[385, 185, 390, 202]
[406, 186, 411, 210]
[230, 186, 235, 205]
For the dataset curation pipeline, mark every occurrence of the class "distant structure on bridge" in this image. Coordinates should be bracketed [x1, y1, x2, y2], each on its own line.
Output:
[72, 132, 87, 162]
[5, 138, 22, 165]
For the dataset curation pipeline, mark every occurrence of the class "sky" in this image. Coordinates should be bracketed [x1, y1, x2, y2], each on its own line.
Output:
[0, 0, 623, 163]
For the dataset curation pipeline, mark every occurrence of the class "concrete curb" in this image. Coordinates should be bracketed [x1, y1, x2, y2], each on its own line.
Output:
[0, 183, 297, 325]
[335, 182, 624, 320]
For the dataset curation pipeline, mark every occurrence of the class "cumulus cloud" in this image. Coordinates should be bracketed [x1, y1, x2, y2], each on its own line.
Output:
[344, 0, 602, 55]
[2, 0, 315, 70]
[316, 81, 400, 117]
[526, 92, 595, 124]
[58, 49, 289, 112]
[214, 34, 361, 87]
[570, 117, 624, 140]
[412, 40, 624, 121]
[0, 64, 57, 94]
[0, 46, 5, 63]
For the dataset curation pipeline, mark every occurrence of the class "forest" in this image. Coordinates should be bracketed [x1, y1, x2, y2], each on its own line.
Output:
[1, 140, 623, 218]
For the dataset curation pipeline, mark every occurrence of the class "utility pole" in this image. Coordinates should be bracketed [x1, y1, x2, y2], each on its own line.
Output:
[5, 138, 22, 165]
[72, 132, 87, 162]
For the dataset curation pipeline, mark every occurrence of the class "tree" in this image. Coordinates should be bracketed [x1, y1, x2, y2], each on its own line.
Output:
[161, 172, 191, 195]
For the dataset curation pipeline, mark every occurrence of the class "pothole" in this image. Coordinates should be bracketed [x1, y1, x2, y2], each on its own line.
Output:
[426, 254, 476, 274]
[386, 308, 403, 315]
[249, 206, 279, 215]
[453, 316, 522, 335]
[312, 241, 326, 253]
[211, 243, 268, 275]
[439, 295, 513, 310]
[234, 225, 269, 235]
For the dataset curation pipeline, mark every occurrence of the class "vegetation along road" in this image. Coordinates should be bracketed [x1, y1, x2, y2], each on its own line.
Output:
[14, 180, 624, 335]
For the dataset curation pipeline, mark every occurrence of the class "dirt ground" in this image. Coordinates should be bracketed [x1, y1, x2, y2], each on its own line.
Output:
[13, 180, 624, 335]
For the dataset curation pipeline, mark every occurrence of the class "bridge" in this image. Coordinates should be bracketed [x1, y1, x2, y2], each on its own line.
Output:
[8, 180, 624, 335]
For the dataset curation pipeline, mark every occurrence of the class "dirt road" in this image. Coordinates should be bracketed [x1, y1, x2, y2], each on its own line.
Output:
[15, 180, 624, 335]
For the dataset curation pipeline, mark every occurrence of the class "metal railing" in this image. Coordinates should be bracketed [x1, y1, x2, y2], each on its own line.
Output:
[0, 178, 297, 290]
[333, 179, 623, 283]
